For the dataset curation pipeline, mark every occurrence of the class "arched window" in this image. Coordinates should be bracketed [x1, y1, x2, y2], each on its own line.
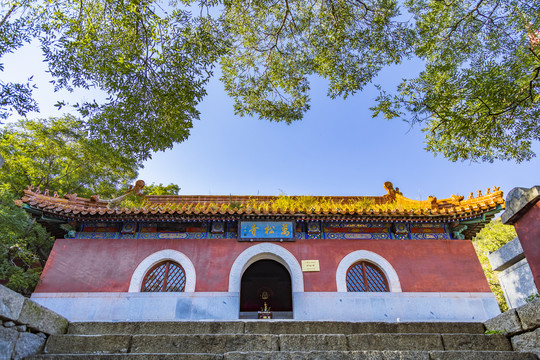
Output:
[129, 250, 196, 293]
[346, 261, 389, 292]
[141, 260, 186, 292]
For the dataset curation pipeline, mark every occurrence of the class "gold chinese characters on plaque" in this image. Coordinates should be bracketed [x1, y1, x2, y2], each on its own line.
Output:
[301, 260, 320, 272]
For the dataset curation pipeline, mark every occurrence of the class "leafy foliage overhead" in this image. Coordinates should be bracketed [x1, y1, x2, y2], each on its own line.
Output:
[2, 0, 228, 160]
[219, 0, 540, 162]
[373, 0, 540, 162]
[1, 0, 539, 162]
[0, 0, 39, 120]
[220, 0, 412, 122]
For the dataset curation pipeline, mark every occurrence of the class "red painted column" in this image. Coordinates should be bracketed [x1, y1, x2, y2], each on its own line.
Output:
[502, 186, 540, 292]
[513, 202, 540, 291]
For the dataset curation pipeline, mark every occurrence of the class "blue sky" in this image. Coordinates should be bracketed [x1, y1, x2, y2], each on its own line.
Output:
[3, 41, 539, 201]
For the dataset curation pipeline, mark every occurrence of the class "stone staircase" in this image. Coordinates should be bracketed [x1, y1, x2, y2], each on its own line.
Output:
[26, 321, 538, 359]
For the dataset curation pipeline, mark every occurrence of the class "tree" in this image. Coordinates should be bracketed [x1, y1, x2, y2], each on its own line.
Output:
[1, 0, 228, 161]
[0, 0, 40, 120]
[1, 0, 539, 162]
[0, 115, 140, 294]
[0, 116, 183, 294]
[473, 218, 517, 312]
[373, 0, 540, 162]
[219, 0, 539, 162]
[0, 115, 140, 198]
[220, 0, 412, 122]
[119, 182, 181, 208]
[0, 187, 50, 296]
[143, 183, 181, 196]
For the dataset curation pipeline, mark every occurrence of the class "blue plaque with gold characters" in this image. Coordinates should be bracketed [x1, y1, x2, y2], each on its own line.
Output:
[239, 221, 295, 242]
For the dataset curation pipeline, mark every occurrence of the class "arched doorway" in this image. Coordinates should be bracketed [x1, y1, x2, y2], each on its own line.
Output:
[240, 259, 293, 319]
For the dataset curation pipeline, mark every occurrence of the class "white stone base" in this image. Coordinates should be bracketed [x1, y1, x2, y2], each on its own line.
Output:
[31, 291, 500, 322]
[499, 258, 538, 309]
[293, 292, 500, 322]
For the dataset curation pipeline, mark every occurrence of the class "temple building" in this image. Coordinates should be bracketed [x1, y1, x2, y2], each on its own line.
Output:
[18, 181, 505, 322]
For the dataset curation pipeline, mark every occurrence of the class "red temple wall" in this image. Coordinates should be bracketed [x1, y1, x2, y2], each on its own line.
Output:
[514, 201, 540, 291]
[34, 238, 490, 293]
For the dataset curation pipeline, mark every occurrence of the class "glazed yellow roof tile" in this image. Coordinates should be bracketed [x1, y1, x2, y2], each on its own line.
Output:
[18, 181, 505, 222]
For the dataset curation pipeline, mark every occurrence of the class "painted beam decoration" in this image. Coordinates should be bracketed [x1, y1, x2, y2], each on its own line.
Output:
[239, 221, 295, 242]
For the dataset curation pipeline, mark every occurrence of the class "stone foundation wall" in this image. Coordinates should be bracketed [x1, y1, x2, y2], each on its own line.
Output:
[485, 297, 540, 357]
[0, 285, 68, 360]
[31, 291, 500, 322]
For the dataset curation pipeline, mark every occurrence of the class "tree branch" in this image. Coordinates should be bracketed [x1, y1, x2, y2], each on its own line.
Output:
[0, 2, 18, 28]
[443, 0, 485, 41]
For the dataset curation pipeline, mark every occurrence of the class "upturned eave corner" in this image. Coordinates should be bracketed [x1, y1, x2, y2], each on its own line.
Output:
[384, 180, 505, 210]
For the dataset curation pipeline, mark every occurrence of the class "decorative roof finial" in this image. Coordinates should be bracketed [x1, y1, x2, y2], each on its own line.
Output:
[383, 181, 397, 201]
[451, 194, 464, 205]
[102, 180, 146, 206]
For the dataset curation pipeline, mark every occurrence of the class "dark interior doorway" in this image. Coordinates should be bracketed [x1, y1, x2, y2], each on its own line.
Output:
[240, 259, 292, 316]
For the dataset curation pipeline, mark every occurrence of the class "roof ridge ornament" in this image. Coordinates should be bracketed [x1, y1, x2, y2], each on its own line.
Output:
[102, 180, 146, 207]
[451, 194, 464, 205]
[64, 193, 77, 201]
[383, 181, 401, 202]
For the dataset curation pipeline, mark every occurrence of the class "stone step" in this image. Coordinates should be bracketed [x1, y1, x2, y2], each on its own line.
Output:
[67, 321, 486, 335]
[225, 351, 539, 360]
[25, 351, 540, 360]
[27, 354, 221, 360]
[67, 322, 245, 335]
[281, 334, 512, 351]
[245, 322, 486, 335]
[43, 333, 512, 354]
[44, 334, 278, 354]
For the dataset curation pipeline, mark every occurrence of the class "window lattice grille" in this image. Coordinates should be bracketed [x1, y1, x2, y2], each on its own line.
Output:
[346, 261, 389, 292]
[141, 260, 186, 292]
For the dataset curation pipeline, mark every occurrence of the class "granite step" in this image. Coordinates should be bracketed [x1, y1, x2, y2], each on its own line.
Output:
[44, 334, 278, 354]
[25, 350, 540, 360]
[42, 333, 512, 354]
[67, 321, 486, 335]
[67, 322, 245, 335]
[28, 320, 538, 360]
[224, 351, 539, 360]
[27, 355, 222, 360]
[244, 321, 486, 335]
